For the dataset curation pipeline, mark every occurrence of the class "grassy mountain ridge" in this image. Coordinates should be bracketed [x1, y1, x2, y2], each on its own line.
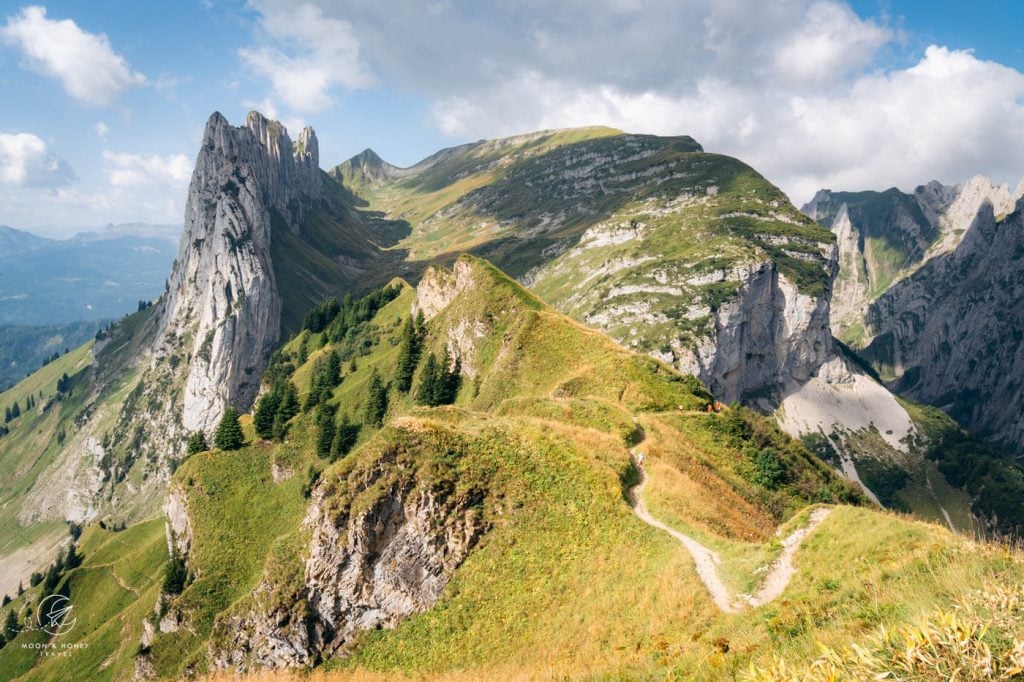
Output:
[330, 127, 836, 411]
[6, 256, 1024, 680]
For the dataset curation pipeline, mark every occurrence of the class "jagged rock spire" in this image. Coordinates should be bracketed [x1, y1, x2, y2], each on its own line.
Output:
[157, 111, 323, 434]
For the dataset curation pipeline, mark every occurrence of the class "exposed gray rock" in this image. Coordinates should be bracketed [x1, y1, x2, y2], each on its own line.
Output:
[205, 429, 487, 671]
[163, 483, 192, 561]
[304, 481, 484, 657]
[157, 111, 323, 435]
[808, 175, 1024, 448]
[681, 260, 836, 404]
[863, 197, 1024, 448]
[806, 175, 1024, 342]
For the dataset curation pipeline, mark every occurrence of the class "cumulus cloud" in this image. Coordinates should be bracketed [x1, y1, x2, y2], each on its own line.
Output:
[1, 5, 146, 106]
[0, 131, 74, 187]
[243, 0, 1024, 202]
[240, 1, 372, 112]
[102, 151, 191, 187]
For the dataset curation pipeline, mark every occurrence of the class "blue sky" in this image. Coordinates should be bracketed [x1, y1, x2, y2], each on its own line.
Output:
[1, 1, 1023, 235]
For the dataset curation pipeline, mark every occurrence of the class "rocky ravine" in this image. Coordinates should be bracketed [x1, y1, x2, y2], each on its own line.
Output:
[806, 175, 1024, 449]
[804, 176, 1024, 341]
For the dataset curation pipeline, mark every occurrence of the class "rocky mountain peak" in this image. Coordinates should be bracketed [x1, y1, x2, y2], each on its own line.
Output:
[157, 111, 327, 435]
[801, 189, 834, 221]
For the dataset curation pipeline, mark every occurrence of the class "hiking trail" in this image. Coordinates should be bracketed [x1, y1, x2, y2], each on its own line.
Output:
[627, 445, 832, 613]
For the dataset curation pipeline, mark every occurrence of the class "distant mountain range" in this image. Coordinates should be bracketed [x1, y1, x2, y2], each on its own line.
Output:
[0, 224, 178, 326]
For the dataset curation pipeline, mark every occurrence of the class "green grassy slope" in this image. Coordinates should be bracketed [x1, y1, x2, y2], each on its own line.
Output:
[0, 517, 166, 681]
[329, 127, 835, 399]
[270, 172, 410, 335]
[7, 256, 1024, 680]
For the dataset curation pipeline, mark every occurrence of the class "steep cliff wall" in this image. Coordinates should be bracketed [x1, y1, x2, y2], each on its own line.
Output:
[805, 176, 1024, 344]
[864, 198, 1024, 448]
[158, 111, 322, 434]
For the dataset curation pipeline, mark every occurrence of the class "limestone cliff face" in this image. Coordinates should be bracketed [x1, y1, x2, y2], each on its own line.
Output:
[158, 111, 322, 434]
[863, 198, 1024, 448]
[206, 434, 487, 671]
[805, 176, 1024, 343]
[673, 259, 836, 404]
[303, 482, 483, 658]
[806, 175, 1024, 448]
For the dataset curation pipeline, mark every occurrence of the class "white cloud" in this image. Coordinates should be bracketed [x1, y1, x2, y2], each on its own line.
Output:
[240, 1, 372, 113]
[0, 6, 146, 106]
[431, 45, 1024, 204]
[102, 151, 191, 187]
[773, 1, 891, 84]
[94, 121, 109, 141]
[0, 131, 74, 187]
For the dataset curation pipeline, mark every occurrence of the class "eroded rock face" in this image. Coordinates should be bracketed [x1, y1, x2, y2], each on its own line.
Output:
[683, 261, 835, 404]
[158, 111, 322, 434]
[806, 176, 1024, 341]
[163, 483, 192, 560]
[206, 439, 486, 671]
[412, 259, 477, 322]
[864, 199, 1024, 448]
[304, 482, 484, 657]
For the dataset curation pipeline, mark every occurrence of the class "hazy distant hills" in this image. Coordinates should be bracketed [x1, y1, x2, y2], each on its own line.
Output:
[0, 224, 178, 326]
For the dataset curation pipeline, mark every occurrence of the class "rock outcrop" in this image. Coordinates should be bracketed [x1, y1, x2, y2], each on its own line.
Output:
[158, 111, 323, 434]
[804, 176, 1024, 342]
[806, 175, 1024, 448]
[674, 260, 836, 405]
[304, 483, 484, 657]
[863, 197, 1024, 448]
[207, 426, 489, 671]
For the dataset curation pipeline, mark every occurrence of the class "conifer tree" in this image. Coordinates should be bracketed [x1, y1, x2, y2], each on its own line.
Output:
[364, 370, 388, 426]
[416, 352, 439, 405]
[394, 318, 420, 392]
[315, 403, 337, 458]
[331, 414, 360, 461]
[3, 609, 18, 639]
[213, 407, 244, 451]
[64, 543, 81, 570]
[3, 407, 9, 423]
[187, 431, 208, 455]
[414, 309, 427, 340]
[163, 546, 187, 595]
[253, 386, 281, 439]
[10, 402, 19, 420]
[278, 382, 300, 421]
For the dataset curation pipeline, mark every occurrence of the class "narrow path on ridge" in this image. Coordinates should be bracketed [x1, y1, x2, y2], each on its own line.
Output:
[627, 441, 832, 613]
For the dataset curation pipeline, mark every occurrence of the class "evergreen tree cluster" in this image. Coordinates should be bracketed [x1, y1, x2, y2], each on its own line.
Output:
[4, 400, 21, 423]
[213, 407, 245, 451]
[364, 370, 389, 426]
[186, 431, 208, 455]
[302, 285, 402, 342]
[253, 381, 301, 441]
[56, 372, 71, 393]
[163, 544, 188, 595]
[0, 537, 83, 648]
[262, 348, 297, 386]
[416, 348, 462, 407]
[304, 350, 342, 411]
